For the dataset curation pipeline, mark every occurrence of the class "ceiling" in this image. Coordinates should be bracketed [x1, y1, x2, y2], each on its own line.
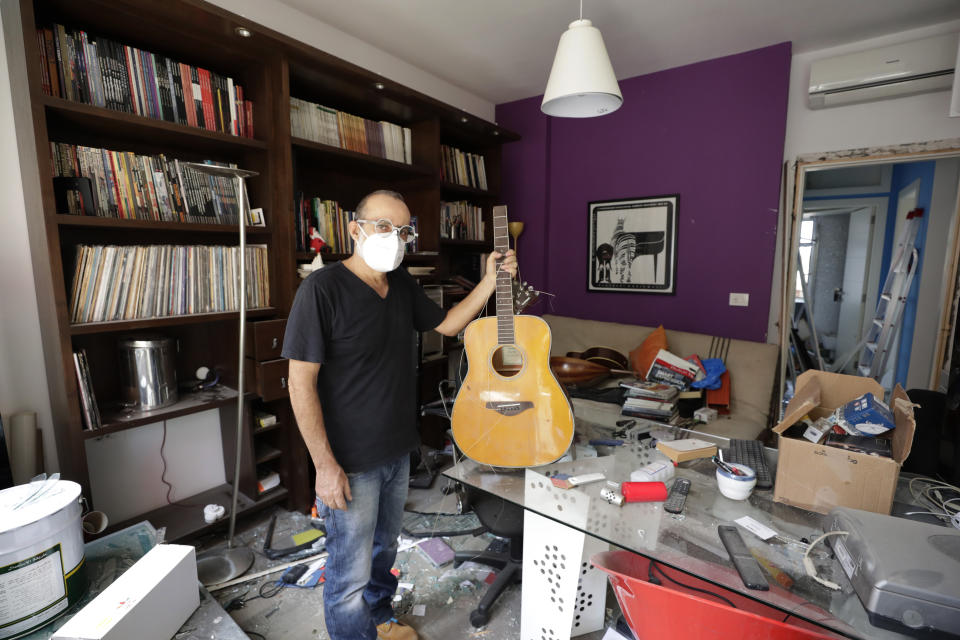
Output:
[273, 0, 960, 105]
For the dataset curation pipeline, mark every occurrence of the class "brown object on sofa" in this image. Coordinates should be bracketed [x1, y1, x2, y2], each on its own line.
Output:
[629, 325, 667, 378]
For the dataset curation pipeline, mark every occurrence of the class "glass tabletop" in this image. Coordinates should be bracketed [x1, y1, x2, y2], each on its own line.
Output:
[444, 419, 920, 640]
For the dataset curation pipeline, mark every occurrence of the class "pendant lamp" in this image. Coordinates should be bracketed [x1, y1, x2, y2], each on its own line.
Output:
[541, 2, 622, 118]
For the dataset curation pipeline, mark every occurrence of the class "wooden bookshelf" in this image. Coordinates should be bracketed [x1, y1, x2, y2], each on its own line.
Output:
[9, 0, 517, 538]
[54, 214, 273, 235]
[69, 308, 276, 335]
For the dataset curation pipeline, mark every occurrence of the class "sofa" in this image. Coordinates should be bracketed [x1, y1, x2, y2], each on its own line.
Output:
[542, 314, 780, 441]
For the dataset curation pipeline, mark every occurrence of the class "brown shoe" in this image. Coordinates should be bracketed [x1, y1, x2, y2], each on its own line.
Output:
[376, 618, 418, 640]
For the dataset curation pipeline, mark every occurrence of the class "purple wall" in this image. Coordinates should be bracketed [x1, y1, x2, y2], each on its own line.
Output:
[496, 43, 791, 342]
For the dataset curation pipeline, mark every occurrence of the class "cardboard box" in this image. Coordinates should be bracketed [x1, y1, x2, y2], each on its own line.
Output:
[52, 544, 199, 640]
[772, 371, 915, 515]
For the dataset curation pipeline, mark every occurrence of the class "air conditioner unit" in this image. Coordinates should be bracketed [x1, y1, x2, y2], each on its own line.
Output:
[808, 32, 958, 109]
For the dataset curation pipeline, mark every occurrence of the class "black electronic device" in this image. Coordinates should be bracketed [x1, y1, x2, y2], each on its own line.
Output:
[723, 439, 773, 490]
[718, 525, 769, 591]
[664, 478, 690, 514]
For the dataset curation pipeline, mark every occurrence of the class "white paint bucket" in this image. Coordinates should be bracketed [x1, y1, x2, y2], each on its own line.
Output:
[0, 480, 87, 639]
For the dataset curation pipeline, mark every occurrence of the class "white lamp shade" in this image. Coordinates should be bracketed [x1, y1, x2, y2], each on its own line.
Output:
[541, 19, 623, 118]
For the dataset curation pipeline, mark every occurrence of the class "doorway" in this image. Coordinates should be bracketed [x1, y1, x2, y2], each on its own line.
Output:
[779, 142, 960, 405]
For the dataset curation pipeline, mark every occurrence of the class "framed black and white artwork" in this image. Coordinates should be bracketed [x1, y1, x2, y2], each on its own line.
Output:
[588, 195, 678, 294]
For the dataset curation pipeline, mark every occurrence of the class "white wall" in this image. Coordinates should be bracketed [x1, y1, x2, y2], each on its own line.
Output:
[784, 20, 960, 160]
[0, 2, 57, 473]
[205, 0, 495, 123]
[768, 20, 960, 347]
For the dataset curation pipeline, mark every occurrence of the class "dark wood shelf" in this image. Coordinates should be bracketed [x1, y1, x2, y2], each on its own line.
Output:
[440, 238, 493, 250]
[441, 182, 497, 199]
[295, 251, 439, 263]
[43, 95, 268, 153]
[255, 445, 283, 464]
[87, 387, 247, 438]
[55, 214, 272, 235]
[254, 485, 288, 505]
[70, 307, 276, 334]
[291, 137, 432, 177]
[254, 422, 283, 435]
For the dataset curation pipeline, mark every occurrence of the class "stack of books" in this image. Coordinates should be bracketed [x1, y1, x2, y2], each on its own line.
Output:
[37, 25, 254, 138]
[440, 145, 488, 190]
[51, 142, 245, 224]
[621, 397, 678, 421]
[290, 97, 412, 164]
[620, 379, 679, 421]
[440, 201, 484, 241]
[294, 195, 355, 254]
[620, 380, 679, 402]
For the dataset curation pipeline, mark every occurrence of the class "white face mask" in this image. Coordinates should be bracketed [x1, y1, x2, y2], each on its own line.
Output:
[357, 225, 405, 272]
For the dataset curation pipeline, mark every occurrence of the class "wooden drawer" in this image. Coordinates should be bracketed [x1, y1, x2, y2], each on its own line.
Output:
[246, 357, 289, 401]
[246, 319, 287, 362]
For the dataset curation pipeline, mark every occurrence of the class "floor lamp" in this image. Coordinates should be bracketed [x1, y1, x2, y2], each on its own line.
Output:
[183, 162, 259, 585]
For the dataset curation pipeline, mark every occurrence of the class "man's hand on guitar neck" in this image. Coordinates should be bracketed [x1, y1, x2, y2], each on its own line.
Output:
[315, 455, 352, 511]
[483, 249, 518, 287]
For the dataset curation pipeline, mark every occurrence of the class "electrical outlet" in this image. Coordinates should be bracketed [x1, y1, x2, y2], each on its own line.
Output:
[729, 293, 749, 307]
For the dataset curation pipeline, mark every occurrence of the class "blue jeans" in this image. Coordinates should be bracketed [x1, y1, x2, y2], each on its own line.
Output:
[315, 453, 410, 640]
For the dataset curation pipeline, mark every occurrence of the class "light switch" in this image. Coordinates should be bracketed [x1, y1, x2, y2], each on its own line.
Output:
[729, 293, 749, 307]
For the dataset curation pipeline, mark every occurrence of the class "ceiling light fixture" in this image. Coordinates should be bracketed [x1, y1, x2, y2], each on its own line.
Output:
[234, 26, 252, 38]
[374, 82, 385, 90]
[460, 116, 469, 123]
[541, 0, 622, 118]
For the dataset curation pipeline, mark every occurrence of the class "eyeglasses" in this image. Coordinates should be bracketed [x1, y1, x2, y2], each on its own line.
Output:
[356, 218, 418, 243]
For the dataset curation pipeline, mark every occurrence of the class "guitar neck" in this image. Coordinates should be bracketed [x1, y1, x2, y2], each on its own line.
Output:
[493, 205, 514, 345]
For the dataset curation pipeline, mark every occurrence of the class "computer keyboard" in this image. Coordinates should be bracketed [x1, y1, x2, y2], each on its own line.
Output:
[723, 439, 773, 490]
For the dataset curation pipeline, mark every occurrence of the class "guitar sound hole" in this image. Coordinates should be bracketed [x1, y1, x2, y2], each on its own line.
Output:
[492, 345, 524, 377]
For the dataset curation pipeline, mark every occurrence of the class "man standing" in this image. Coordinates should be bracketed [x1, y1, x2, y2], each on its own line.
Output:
[283, 190, 517, 640]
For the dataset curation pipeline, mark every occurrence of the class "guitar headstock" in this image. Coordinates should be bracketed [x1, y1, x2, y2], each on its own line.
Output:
[513, 280, 540, 315]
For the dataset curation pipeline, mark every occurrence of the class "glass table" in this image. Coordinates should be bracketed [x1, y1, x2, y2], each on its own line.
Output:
[444, 418, 924, 639]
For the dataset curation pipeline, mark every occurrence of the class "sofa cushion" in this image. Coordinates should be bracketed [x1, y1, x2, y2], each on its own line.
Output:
[629, 325, 666, 378]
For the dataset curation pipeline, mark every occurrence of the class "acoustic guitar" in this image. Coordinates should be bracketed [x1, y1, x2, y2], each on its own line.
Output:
[451, 206, 574, 467]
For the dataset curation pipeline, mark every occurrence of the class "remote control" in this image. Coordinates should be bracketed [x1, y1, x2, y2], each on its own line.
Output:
[663, 478, 690, 514]
[717, 525, 769, 591]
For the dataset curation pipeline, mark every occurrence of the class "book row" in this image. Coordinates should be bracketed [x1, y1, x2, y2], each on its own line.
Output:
[69, 244, 270, 324]
[290, 97, 412, 164]
[441, 145, 488, 190]
[440, 201, 484, 241]
[294, 194, 356, 255]
[51, 142, 252, 224]
[37, 24, 254, 138]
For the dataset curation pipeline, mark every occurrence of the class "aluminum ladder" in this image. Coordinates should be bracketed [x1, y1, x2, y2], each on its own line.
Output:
[856, 208, 923, 380]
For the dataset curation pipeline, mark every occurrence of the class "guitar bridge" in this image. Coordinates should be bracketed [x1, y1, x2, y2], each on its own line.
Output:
[485, 401, 534, 416]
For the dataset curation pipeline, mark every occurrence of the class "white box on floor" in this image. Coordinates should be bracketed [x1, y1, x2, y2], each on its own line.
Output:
[52, 544, 199, 640]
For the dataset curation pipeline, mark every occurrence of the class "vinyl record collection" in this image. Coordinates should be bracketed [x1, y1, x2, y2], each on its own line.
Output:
[69, 244, 270, 324]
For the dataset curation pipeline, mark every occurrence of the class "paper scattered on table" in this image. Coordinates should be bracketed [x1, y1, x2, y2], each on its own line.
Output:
[412, 604, 426, 616]
[735, 516, 778, 541]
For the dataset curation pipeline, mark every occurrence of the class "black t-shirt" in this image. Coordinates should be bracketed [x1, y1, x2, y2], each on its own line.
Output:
[281, 262, 446, 473]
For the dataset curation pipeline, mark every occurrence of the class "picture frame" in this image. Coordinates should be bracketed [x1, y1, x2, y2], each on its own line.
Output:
[588, 195, 679, 294]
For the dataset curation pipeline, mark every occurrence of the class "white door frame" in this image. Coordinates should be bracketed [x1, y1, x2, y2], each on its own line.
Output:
[778, 140, 960, 410]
